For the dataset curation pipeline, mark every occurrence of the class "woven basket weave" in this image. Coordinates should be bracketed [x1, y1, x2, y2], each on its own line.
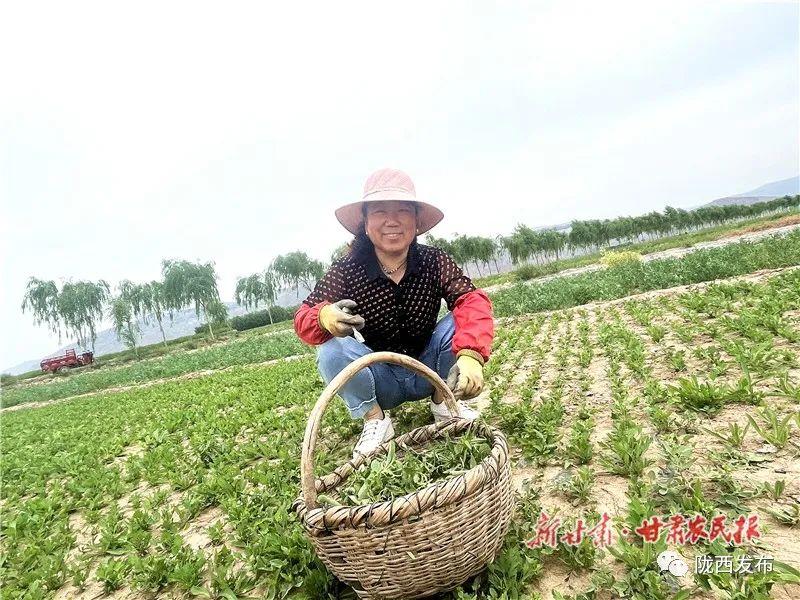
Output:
[293, 351, 513, 599]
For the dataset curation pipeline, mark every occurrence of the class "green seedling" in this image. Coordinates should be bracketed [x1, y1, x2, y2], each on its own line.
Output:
[646, 324, 666, 342]
[667, 376, 727, 414]
[760, 314, 799, 343]
[659, 434, 694, 473]
[207, 521, 225, 545]
[618, 489, 657, 543]
[130, 554, 170, 592]
[720, 313, 772, 343]
[762, 480, 786, 501]
[553, 515, 598, 570]
[606, 537, 679, 600]
[578, 346, 592, 369]
[764, 503, 800, 527]
[773, 373, 800, 402]
[559, 466, 594, 504]
[168, 547, 206, 592]
[649, 404, 676, 433]
[599, 421, 652, 478]
[728, 340, 784, 376]
[67, 556, 93, 591]
[199, 547, 256, 599]
[727, 368, 765, 405]
[665, 348, 687, 372]
[98, 504, 127, 556]
[565, 419, 593, 465]
[674, 325, 694, 344]
[747, 406, 795, 449]
[712, 471, 760, 512]
[97, 558, 131, 594]
[703, 421, 750, 449]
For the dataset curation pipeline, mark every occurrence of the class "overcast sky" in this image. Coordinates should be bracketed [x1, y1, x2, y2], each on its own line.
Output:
[1, 1, 798, 371]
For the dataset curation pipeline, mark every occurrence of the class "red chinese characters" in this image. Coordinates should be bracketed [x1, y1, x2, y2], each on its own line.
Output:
[526, 512, 562, 549]
[524, 512, 762, 549]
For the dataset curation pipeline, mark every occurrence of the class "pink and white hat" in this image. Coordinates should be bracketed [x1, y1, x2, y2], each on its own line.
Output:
[335, 168, 444, 235]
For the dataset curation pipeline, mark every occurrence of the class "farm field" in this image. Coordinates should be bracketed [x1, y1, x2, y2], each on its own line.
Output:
[2, 265, 800, 597]
[0, 329, 309, 410]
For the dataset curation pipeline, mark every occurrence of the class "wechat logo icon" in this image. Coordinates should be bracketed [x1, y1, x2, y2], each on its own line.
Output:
[657, 550, 689, 577]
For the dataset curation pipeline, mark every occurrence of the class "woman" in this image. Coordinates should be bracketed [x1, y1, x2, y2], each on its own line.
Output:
[294, 168, 494, 458]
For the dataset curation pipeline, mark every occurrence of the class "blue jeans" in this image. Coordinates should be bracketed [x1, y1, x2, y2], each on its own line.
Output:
[316, 313, 457, 419]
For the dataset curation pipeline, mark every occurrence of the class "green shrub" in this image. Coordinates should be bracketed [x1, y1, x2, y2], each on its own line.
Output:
[194, 323, 233, 335]
[229, 305, 298, 331]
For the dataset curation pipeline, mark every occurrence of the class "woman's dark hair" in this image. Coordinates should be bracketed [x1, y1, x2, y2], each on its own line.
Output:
[349, 228, 375, 262]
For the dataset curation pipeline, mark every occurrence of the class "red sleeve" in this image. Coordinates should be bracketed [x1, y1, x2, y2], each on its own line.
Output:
[294, 259, 349, 346]
[293, 301, 333, 346]
[451, 289, 494, 363]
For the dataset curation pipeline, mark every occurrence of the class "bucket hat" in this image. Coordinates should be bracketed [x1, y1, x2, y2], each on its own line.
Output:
[335, 168, 444, 235]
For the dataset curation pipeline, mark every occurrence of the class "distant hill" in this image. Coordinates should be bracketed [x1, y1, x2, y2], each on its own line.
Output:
[703, 195, 779, 208]
[2, 286, 313, 376]
[737, 176, 799, 198]
[704, 175, 799, 208]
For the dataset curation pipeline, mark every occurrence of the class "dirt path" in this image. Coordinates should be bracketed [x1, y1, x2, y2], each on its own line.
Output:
[484, 221, 800, 293]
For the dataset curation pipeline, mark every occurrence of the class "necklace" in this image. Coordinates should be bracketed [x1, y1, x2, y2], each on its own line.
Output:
[380, 258, 407, 275]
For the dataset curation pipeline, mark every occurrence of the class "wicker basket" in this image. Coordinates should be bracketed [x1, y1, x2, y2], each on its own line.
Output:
[293, 351, 513, 599]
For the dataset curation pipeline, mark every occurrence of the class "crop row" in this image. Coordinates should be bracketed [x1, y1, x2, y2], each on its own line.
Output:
[490, 228, 800, 317]
[1, 331, 311, 409]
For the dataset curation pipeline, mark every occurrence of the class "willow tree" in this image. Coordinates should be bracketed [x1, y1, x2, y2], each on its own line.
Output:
[330, 243, 350, 263]
[235, 267, 279, 324]
[56, 280, 111, 351]
[22, 278, 109, 351]
[425, 235, 454, 256]
[274, 251, 326, 297]
[118, 279, 149, 321]
[118, 280, 170, 347]
[21, 277, 62, 340]
[474, 236, 497, 274]
[109, 294, 140, 357]
[145, 281, 171, 347]
[161, 259, 227, 340]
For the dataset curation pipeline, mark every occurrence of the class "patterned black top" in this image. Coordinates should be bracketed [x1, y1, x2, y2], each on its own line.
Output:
[301, 242, 476, 357]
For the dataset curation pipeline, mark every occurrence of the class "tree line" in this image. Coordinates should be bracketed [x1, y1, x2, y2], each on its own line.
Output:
[21, 261, 227, 358]
[428, 195, 799, 272]
[21, 251, 327, 358]
[22, 194, 798, 358]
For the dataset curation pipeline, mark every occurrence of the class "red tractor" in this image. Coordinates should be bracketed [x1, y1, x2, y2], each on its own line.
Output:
[40, 349, 94, 374]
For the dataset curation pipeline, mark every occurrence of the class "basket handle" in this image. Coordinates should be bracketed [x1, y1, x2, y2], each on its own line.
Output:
[301, 351, 460, 510]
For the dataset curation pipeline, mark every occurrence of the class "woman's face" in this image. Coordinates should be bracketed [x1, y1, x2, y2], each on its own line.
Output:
[364, 201, 417, 256]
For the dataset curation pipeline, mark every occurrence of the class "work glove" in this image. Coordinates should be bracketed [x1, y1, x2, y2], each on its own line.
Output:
[446, 351, 485, 400]
[318, 299, 365, 338]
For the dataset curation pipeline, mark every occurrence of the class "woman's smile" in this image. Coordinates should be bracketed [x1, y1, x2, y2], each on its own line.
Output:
[364, 200, 418, 258]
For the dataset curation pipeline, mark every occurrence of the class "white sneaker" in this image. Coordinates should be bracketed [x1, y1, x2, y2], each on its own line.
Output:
[430, 398, 480, 424]
[352, 414, 395, 459]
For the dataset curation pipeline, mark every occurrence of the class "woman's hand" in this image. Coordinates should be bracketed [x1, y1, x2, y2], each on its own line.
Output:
[446, 352, 484, 399]
[318, 299, 365, 338]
